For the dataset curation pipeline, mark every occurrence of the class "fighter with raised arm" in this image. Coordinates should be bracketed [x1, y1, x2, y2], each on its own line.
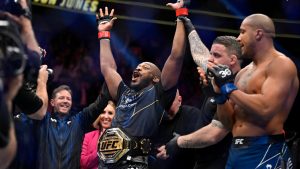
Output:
[179, 13, 210, 72]
[179, 13, 298, 169]
[97, 1, 187, 168]
[159, 13, 298, 169]
[157, 35, 241, 169]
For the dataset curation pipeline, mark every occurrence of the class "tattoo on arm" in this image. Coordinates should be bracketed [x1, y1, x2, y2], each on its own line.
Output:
[180, 120, 227, 148]
[188, 30, 210, 72]
[180, 131, 211, 148]
[182, 139, 211, 148]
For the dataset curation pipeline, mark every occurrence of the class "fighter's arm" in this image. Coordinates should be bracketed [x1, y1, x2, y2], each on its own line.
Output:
[97, 7, 121, 99]
[183, 19, 210, 72]
[176, 66, 231, 148]
[156, 119, 229, 159]
[229, 57, 299, 121]
[173, 0, 209, 72]
[161, 1, 187, 90]
[177, 119, 229, 148]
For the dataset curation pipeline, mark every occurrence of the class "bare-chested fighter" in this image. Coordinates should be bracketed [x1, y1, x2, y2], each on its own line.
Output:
[160, 13, 299, 169]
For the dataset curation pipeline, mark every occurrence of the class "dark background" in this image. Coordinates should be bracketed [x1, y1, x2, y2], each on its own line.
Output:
[31, 0, 300, 133]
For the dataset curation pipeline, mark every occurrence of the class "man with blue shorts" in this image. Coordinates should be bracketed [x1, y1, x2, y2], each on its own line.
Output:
[160, 14, 298, 169]
[208, 13, 298, 169]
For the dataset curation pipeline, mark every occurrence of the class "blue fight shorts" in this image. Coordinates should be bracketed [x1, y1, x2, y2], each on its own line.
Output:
[226, 134, 293, 169]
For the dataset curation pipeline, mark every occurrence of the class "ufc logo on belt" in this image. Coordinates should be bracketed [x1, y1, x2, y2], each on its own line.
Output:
[100, 140, 121, 151]
[235, 139, 244, 145]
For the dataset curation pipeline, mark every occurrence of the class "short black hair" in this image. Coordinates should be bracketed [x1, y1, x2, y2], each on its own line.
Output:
[213, 36, 242, 59]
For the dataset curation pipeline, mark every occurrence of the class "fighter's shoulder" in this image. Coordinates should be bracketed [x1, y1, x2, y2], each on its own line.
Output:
[271, 53, 297, 71]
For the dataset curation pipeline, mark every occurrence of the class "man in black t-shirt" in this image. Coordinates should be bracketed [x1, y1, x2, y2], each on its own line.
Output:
[151, 89, 232, 169]
[149, 90, 203, 169]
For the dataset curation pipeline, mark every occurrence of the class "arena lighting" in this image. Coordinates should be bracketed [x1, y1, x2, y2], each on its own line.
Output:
[31, 0, 300, 39]
[111, 32, 139, 69]
[217, 0, 300, 64]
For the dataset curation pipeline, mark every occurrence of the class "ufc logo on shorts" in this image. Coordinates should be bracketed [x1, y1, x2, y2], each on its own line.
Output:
[235, 139, 244, 145]
[219, 69, 231, 78]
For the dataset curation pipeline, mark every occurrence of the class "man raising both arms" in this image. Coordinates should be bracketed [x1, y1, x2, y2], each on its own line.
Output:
[97, 0, 187, 168]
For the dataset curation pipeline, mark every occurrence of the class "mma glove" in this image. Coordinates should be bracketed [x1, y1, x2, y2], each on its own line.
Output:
[96, 14, 113, 39]
[165, 132, 181, 157]
[207, 64, 237, 98]
[178, 16, 195, 35]
[214, 94, 228, 104]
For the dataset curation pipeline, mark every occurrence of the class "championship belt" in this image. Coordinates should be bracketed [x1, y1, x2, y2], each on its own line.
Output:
[97, 128, 151, 164]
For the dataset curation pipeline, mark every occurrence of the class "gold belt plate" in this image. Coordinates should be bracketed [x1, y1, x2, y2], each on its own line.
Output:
[97, 128, 131, 164]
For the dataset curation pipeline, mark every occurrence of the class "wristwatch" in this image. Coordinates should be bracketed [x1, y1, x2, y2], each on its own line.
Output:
[21, 8, 32, 20]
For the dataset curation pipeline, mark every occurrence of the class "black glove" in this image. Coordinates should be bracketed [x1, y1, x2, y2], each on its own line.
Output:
[207, 64, 234, 87]
[165, 132, 180, 157]
[178, 16, 195, 35]
[208, 64, 237, 96]
[96, 14, 113, 26]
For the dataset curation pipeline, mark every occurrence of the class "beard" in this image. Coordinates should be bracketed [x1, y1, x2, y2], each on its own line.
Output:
[241, 40, 256, 59]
